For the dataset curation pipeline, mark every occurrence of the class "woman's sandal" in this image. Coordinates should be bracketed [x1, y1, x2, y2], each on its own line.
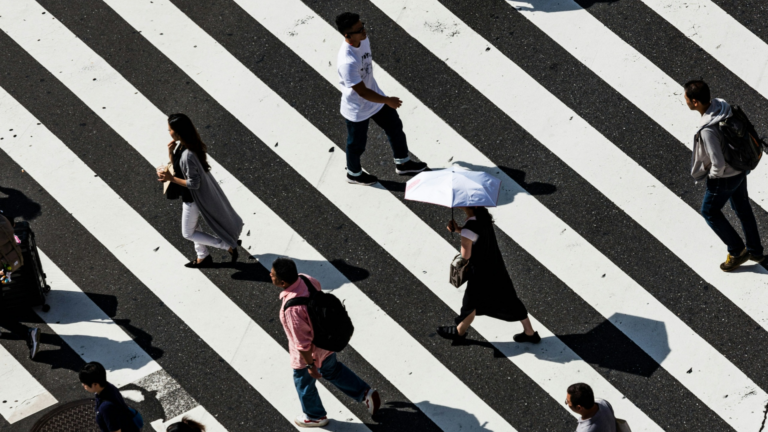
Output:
[228, 240, 242, 263]
[184, 255, 213, 268]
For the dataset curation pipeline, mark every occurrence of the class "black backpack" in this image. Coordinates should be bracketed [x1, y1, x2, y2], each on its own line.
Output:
[718, 105, 767, 171]
[283, 275, 354, 352]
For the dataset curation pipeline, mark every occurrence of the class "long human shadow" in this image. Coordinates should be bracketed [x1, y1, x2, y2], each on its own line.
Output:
[0, 185, 42, 222]
[452, 314, 668, 377]
[239, 255, 370, 291]
[508, 0, 620, 13]
[451, 161, 557, 206]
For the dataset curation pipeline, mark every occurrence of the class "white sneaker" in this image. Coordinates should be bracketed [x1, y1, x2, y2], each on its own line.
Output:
[294, 414, 329, 428]
[28, 328, 40, 360]
[363, 388, 380, 416]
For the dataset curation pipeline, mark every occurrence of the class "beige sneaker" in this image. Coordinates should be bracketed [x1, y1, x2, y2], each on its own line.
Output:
[720, 249, 749, 272]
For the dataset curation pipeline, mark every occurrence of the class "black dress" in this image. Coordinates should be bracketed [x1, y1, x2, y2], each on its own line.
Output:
[455, 217, 528, 324]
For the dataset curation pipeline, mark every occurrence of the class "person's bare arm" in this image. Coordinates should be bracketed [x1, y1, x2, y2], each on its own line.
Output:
[460, 236, 473, 260]
[351, 82, 402, 109]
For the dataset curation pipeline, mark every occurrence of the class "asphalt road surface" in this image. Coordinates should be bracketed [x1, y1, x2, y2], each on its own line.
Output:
[1, 0, 768, 431]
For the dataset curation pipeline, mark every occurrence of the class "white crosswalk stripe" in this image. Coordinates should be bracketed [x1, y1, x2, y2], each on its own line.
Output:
[0, 344, 56, 424]
[0, 2, 515, 430]
[0, 85, 368, 431]
[0, 0, 768, 431]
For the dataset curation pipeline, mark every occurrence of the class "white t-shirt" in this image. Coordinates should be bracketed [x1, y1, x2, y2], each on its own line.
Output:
[337, 37, 385, 122]
[460, 216, 479, 243]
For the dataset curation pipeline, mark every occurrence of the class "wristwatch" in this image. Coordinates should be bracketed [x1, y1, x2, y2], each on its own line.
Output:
[307, 361, 316, 369]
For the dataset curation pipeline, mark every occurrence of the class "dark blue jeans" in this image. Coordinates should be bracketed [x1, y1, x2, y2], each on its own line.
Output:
[345, 105, 410, 176]
[293, 353, 369, 419]
[701, 172, 763, 256]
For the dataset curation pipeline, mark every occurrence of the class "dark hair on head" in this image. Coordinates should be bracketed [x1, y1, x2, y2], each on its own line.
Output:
[567, 383, 595, 409]
[168, 113, 211, 172]
[684, 80, 711, 105]
[166, 417, 206, 432]
[79, 362, 107, 387]
[336, 12, 360, 35]
[272, 257, 299, 285]
[471, 206, 494, 224]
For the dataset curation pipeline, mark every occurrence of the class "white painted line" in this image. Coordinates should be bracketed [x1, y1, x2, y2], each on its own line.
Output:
[117, 0, 767, 429]
[78, 2, 658, 429]
[641, 0, 768, 100]
[33, 249, 162, 387]
[151, 405, 228, 432]
[0, 3, 517, 431]
[504, 1, 698, 145]
[504, 0, 768, 273]
[0, 344, 57, 423]
[0, 80, 365, 432]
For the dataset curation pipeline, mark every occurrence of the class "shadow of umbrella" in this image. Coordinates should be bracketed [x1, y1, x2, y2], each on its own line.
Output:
[0, 185, 42, 222]
[558, 313, 669, 377]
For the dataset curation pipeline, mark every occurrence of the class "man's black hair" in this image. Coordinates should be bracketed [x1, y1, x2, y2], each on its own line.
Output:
[336, 12, 360, 36]
[684, 79, 711, 104]
[79, 362, 108, 387]
[567, 383, 595, 409]
[273, 257, 299, 285]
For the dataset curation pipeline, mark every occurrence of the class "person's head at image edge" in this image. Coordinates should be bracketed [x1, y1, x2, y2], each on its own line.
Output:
[684, 79, 712, 115]
[79, 361, 109, 395]
[270, 256, 299, 289]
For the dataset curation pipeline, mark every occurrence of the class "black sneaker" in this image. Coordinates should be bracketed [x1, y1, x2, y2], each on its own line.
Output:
[395, 160, 427, 175]
[748, 252, 765, 263]
[436, 325, 467, 341]
[28, 328, 40, 359]
[513, 331, 541, 344]
[720, 248, 749, 272]
[347, 172, 378, 186]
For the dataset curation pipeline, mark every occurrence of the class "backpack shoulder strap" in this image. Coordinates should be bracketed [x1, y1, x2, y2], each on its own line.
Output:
[283, 296, 310, 311]
[299, 275, 319, 293]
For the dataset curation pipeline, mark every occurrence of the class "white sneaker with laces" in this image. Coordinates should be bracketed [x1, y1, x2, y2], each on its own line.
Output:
[294, 414, 329, 428]
[363, 388, 381, 416]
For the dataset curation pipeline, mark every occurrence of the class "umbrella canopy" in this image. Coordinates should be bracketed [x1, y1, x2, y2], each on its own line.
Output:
[404, 166, 501, 208]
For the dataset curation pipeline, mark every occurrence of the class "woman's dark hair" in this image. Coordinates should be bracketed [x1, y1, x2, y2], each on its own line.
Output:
[471, 206, 494, 224]
[335, 12, 360, 35]
[684, 80, 711, 104]
[166, 417, 206, 432]
[567, 383, 595, 409]
[168, 113, 211, 172]
[79, 362, 107, 387]
[272, 257, 299, 284]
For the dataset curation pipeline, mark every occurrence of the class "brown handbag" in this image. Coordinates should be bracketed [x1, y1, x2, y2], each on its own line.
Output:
[449, 254, 470, 288]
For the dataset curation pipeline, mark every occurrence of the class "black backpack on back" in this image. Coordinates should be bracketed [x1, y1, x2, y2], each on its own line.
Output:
[283, 275, 354, 352]
[718, 105, 767, 171]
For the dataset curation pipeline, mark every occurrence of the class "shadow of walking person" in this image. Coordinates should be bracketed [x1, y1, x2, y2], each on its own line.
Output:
[0, 185, 42, 222]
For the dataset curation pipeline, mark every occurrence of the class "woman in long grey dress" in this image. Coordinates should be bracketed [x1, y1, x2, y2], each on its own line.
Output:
[437, 206, 540, 343]
[157, 113, 244, 268]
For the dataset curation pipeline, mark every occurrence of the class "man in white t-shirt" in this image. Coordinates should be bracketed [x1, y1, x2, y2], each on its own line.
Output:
[566, 383, 617, 432]
[335, 12, 428, 186]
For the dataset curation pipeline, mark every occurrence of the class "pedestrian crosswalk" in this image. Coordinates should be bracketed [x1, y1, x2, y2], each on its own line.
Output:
[0, 0, 767, 431]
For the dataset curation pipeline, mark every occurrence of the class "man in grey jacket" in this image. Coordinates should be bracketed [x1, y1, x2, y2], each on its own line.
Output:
[686, 80, 763, 271]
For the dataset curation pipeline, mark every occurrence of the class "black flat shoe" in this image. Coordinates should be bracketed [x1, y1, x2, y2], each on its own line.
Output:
[185, 255, 213, 268]
[229, 240, 241, 263]
[513, 331, 541, 344]
[436, 325, 467, 341]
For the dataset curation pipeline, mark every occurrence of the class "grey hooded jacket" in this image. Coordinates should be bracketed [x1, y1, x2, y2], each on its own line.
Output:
[180, 149, 243, 249]
[691, 98, 741, 181]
